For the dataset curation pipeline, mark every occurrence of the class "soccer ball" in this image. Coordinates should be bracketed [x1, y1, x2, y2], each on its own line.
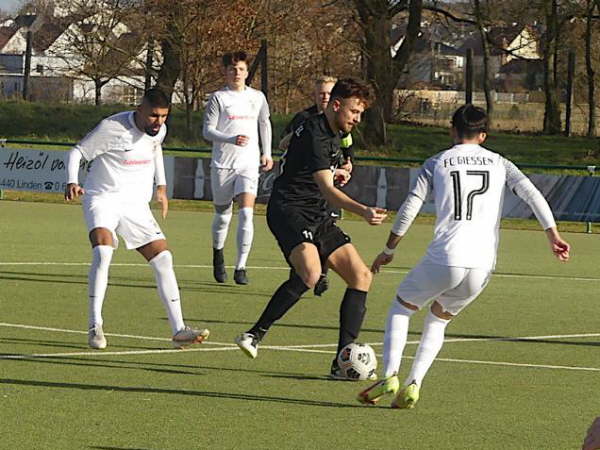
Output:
[336, 342, 377, 380]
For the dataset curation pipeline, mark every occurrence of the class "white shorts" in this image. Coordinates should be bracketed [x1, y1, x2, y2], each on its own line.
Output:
[396, 262, 491, 315]
[82, 195, 165, 250]
[211, 167, 259, 206]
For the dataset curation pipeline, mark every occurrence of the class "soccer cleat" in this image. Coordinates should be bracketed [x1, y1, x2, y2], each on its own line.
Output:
[234, 268, 249, 285]
[213, 248, 227, 283]
[391, 381, 420, 409]
[313, 274, 329, 296]
[357, 375, 400, 405]
[329, 359, 378, 381]
[235, 332, 259, 358]
[172, 326, 210, 349]
[88, 324, 107, 349]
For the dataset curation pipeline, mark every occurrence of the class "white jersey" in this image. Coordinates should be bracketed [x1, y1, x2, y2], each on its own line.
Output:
[203, 86, 271, 169]
[75, 111, 166, 203]
[399, 144, 555, 270]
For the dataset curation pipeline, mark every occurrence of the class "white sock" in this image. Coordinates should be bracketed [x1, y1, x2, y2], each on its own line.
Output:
[405, 310, 450, 387]
[149, 250, 185, 335]
[88, 245, 113, 329]
[383, 300, 416, 378]
[211, 207, 233, 250]
[236, 207, 254, 269]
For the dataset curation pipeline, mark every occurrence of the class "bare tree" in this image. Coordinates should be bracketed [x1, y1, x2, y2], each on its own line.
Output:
[46, 0, 141, 105]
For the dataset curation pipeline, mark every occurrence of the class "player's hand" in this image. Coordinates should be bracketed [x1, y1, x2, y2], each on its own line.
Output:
[156, 185, 169, 219]
[261, 155, 273, 172]
[235, 135, 249, 146]
[334, 169, 351, 186]
[64, 183, 84, 201]
[583, 417, 600, 450]
[362, 207, 387, 225]
[546, 229, 570, 262]
[371, 252, 394, 273]
[340, 158, 353, 174]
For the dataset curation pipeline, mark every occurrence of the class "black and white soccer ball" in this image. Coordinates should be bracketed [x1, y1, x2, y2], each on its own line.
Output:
[336, 343, 377, 380]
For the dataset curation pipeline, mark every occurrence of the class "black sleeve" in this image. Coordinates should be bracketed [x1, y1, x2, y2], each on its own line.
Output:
[282, 112, 306, 139]
[342, 144, 354, 161]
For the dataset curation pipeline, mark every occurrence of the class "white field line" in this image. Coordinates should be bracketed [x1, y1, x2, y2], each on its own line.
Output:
[1, 322, 599, 373]
[0, 261, 598, 283]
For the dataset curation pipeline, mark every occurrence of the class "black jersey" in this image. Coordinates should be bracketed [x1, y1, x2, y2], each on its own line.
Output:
[270, 113, 341, 219]
[281, 105, 319, 138]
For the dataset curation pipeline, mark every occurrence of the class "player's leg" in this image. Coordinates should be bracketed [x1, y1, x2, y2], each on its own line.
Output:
[402, 268, 490, 391]
[211, 168, 235, 283]
[87, 227, 115, 349]
[137, 239, 209, 348]
[326, 242, 372, 354]
[235, 242, 321, 358]
[232, 169, 259, 285]
[233, 192, 255, 285]
[82, 195, 120, 349]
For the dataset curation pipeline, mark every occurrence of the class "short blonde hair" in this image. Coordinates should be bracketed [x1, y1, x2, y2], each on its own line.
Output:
[315, 75, 337, 86]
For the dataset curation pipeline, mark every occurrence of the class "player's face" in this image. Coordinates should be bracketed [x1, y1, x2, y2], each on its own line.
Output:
[332, 97, 365, 134]
[136, 103, 169, 136]
[314, 81, 335, 112]
[225, 61, 248, 89]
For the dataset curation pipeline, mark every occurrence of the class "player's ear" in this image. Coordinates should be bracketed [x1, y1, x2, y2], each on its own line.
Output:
[331, 98, 341, 112]
[478, 132, 487, 144]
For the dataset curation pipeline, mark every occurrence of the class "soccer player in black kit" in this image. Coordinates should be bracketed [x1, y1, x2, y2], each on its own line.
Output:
[235, 78, 387, 379]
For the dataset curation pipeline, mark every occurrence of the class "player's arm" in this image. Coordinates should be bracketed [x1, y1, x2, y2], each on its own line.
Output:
[64, 147, 85, 201]
[202, 95, 247, 146]
[154, 144, 168, 219]
[258, 94, 273, 171]
[313, 169, 387, 225]
[371, 193, 425, 273]
[278, 132, 292, 150]
[371, 163, 431, 273]
[506, 159, 570, 262]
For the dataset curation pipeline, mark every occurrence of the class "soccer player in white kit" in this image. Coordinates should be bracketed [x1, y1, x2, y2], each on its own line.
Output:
[357, 104, 571, 409]
[64, 89, 210, 350]
[203, 51, 273, 285]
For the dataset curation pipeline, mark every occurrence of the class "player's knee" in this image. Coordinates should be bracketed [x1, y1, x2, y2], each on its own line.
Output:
[350, 265, 372, 290]
[299, 269, 322, 289]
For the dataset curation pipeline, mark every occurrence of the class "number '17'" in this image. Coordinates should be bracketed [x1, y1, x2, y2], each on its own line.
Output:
[450, 170, 489, 220]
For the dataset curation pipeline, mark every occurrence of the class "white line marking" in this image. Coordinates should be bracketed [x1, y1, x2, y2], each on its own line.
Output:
[0, 322, 232, 347]
[1, 322, 598, 373]
[0, 262, 597, 282]
[0, 347, 239, 359]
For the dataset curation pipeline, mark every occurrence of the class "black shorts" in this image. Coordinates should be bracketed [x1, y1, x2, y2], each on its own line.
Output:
[267, 203, 351, 265]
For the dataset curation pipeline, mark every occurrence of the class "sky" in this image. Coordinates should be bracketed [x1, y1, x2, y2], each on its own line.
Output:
[0, 0, 23, 14]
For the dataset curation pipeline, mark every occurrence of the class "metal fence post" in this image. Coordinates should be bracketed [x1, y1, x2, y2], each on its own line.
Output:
[587, 165, 596, 233]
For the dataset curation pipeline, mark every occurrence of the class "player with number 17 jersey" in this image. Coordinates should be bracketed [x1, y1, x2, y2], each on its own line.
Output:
[413, 144, 528, 270]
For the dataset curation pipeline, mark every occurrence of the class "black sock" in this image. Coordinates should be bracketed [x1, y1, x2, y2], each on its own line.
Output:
[248, 272, 309, 340]
[338, 288, 367, 354]
[213, 248, 224, 265]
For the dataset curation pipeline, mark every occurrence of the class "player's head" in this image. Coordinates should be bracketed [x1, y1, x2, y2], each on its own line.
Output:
[326, 78, 372, 134]
[222, 51, 249, 90]
[451, 104, 488, 143]
[314, 75, 337, 113]
[136, 88, 170, 137]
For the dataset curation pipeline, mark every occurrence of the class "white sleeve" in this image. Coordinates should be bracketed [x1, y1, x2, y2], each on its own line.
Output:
[512, 177, 556, 230]
[391, 193, 425, 236]
[65, 147, 83, 185]
[153, 145, 166, 186]
[258, 94, 272, 158]
[75, 120, 111, 161]
[202, 94, 237, 144]
[503, 157, 556, 229]
[390, 161, 433, 236]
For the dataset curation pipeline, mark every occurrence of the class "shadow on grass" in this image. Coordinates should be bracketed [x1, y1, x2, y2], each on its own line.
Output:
[2, 378, 357, 409]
